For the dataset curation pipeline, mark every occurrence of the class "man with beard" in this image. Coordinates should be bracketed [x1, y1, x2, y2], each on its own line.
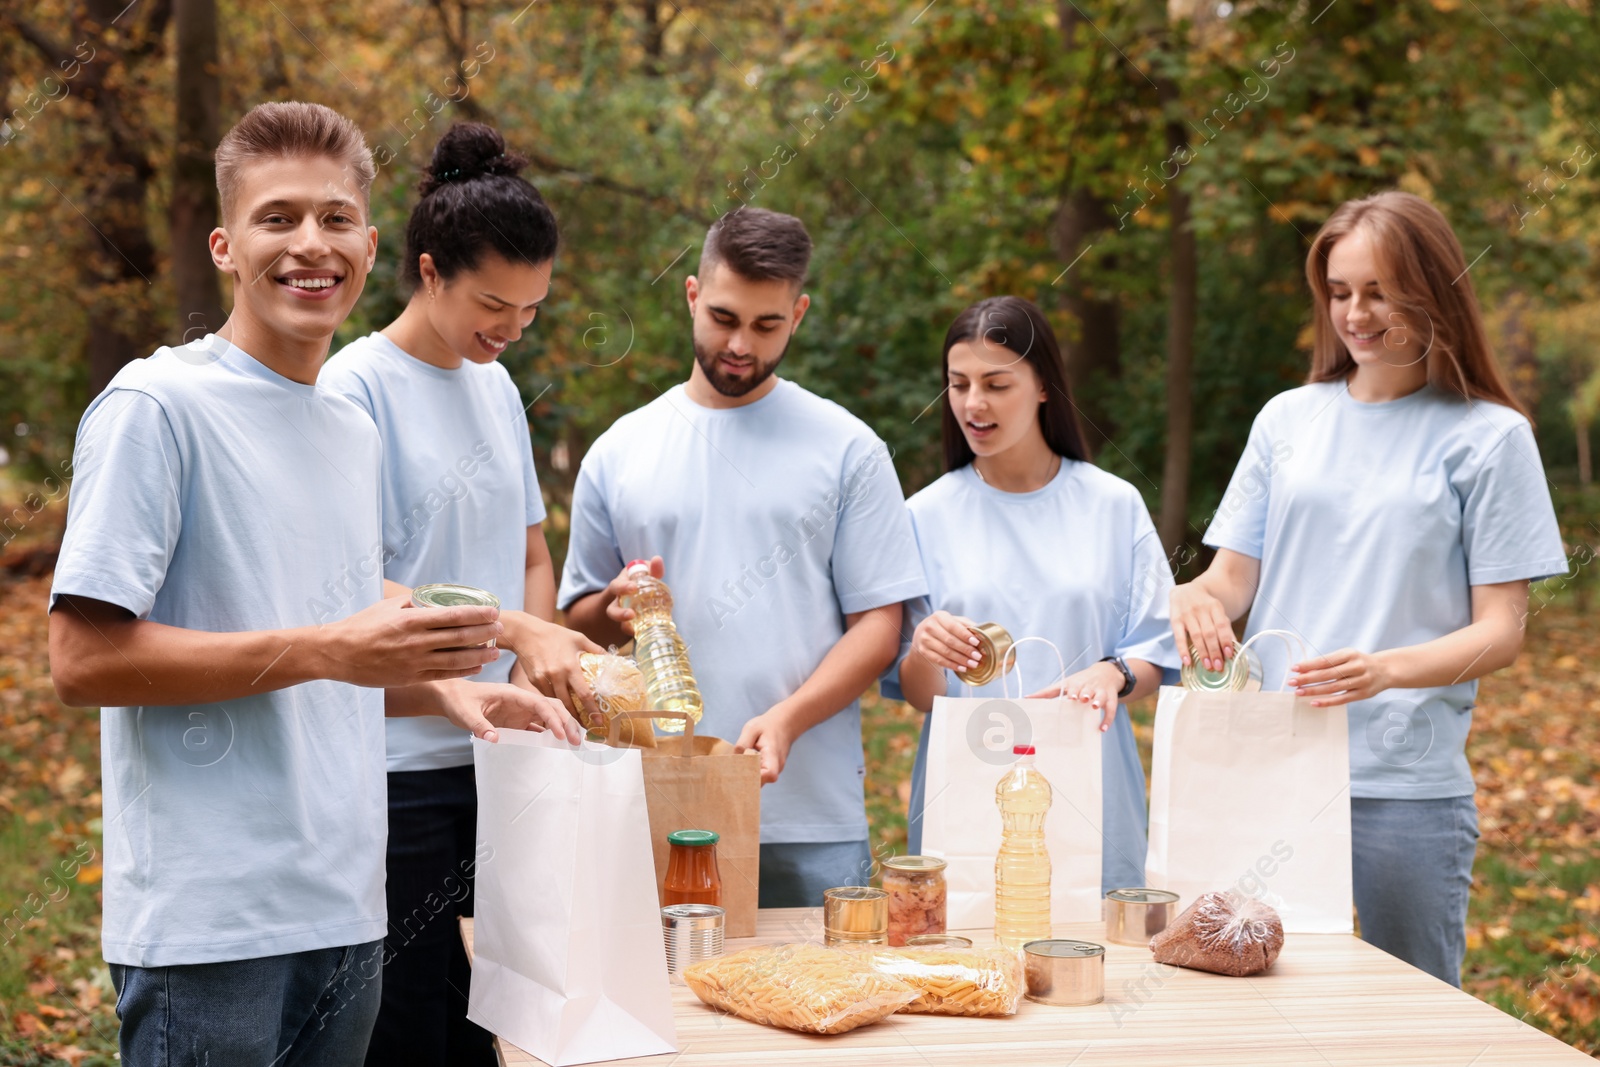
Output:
[560, 208, 925, 906]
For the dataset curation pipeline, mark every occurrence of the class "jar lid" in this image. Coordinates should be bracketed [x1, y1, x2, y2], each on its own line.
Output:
[667, 829, 719, 846]
[883, 855, 947, 873]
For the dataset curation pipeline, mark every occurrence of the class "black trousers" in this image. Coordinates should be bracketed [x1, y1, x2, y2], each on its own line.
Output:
[364, 765, 496, 1067]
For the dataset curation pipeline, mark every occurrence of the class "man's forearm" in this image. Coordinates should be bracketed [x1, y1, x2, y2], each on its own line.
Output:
[50, 597, 339, 708]
[772, 604, 902, 736]
[385, 678, 459, 718]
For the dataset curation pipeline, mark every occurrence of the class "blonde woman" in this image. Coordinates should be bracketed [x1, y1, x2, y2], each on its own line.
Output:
[1172, 192, 1566, 985]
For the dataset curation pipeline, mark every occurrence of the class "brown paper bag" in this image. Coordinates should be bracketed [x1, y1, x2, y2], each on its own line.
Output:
[607, 712, 761, 937]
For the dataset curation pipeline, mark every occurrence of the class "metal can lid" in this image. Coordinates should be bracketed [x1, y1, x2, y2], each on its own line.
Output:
[882, 855, 947, 873]
[1013, 744, 1036, 755]
[411, 583, 501, 609]
[661, 904, 725, 930]
[667, 829, 719, 846]
[1023, 938, 1105, 959]
[1106, 887, 1180, 905]
[904, 934, 974, 948]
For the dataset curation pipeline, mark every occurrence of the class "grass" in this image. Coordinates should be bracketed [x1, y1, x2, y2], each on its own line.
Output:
[1, 485, 1597, 1061]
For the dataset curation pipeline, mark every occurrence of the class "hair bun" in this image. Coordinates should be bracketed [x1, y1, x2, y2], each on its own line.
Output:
[419, 122, 529, 196]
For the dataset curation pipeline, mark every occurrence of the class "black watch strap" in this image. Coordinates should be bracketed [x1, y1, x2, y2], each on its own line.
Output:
[1101, 655, 1136, 698]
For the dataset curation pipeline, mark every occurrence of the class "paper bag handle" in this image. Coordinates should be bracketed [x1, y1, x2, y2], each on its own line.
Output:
[608, 710, 696, 756]
[1235, 628, 1310, 692]
[954, 636, 1071, 714]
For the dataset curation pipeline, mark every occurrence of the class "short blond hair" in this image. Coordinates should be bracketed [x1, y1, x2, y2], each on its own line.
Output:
[215, 102, 375, 223]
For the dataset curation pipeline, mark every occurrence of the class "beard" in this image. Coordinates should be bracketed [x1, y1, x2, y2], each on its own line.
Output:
[693, 332, 791, 398]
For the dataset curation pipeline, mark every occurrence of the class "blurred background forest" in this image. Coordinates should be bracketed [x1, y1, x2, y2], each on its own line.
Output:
[2, 0, 1600, 1062]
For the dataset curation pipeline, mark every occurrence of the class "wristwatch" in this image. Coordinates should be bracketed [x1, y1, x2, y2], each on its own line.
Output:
[1100, 655, 1137, 699]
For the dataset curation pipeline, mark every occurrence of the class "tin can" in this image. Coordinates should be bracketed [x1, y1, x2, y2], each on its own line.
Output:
[964, 621, 1016, 686]
[823, 886, 888, 946]
[1103, 888, 1180, 946]
[410, 583, 500, 649]
[1179, 643, 1261, 692]
[1023, 939, 1105, 1006]
[903, 934, 974, 949]
[662, 904, 724, 976]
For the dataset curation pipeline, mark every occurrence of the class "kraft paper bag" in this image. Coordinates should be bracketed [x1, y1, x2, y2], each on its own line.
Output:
[921, 637, 1105, 929]
[608, 711, 761, 938]
[1145, 631, 1354, 934]
[468, 730, 677, 1066]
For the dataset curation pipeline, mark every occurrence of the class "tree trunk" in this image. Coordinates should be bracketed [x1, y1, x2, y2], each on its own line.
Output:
[1051, 1, 1122, 447]
[1052, 187, 1122, 437]
[1157, 104, 1196, 556]
[172, 0, 225, 343]
[1578, 415, 1593, 487]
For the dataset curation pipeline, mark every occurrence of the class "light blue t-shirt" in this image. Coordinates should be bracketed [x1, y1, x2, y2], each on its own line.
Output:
[323, 333, 546, 771]
[1205, 381, 1567, 800]
[558, 379, 927, 843]
[882, 461, 1179, 893]
[50, 336, 388, 968]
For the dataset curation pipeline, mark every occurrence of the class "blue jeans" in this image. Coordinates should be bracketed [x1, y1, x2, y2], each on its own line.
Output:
[110, 940, 383, 1066]
[1352, 795, 1479, 987]
[365, 765, 494, 1067]
[759, 840, 873, 908]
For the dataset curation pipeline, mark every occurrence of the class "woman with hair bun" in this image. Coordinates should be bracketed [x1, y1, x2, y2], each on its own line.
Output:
[1171, 191, 1567, 986]
[323, 122, 596, 1065]
[886, 295, 1179, 895]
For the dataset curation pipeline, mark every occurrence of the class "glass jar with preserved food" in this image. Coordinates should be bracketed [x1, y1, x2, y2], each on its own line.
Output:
[882, 855, 948, 946]
[663, 830, 722, 907]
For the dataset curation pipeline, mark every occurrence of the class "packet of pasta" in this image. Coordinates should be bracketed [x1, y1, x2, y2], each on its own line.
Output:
[866, 946, 1025, 1017]
[683, 944, 917, 1034]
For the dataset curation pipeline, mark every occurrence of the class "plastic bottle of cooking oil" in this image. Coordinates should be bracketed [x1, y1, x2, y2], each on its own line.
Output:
[621, 560, 704, 734]
[995, 744, 1053, 948]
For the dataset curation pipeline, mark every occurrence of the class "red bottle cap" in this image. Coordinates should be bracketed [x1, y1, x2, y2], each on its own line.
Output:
[1013, 745, 1036, 755]
[627, 559, 650, 568]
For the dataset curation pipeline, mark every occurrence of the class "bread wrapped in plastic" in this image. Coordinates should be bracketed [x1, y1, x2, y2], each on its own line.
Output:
[683, 944, 917, 1034]
[1149, 890, 1284, 977]
[865, 946, 1024, 1016]
[578, 652, 654, 747]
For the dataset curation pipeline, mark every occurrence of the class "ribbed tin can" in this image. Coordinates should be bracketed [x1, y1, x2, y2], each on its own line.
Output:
[1023, 939, 1105, 1006]
[1179, 644, 1261, 692]
[964, 621, 1016, 686]
[662, 904, 724, 976]
[1103, 887, 1180, 946]
[410, 583, 500, 649]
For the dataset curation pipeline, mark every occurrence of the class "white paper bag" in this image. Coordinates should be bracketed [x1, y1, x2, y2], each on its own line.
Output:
[1146, 631, 1353, 934]
[921, 638, 1104, 929]
[468, 730, 677, 1066]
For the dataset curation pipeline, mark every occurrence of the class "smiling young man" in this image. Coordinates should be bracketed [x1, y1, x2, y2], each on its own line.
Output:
[48, 103, 578, 1066]
[559, 208, 926, 906]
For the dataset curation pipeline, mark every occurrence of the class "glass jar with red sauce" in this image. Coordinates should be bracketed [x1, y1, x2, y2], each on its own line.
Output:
[663, 829, 722, 907]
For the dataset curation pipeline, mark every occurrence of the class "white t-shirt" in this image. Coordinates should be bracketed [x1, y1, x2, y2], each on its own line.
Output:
[1205, 381, 1568, 799]
[883, 460, 1179, 891]
[50, 336, 388, 967]
[323, 333, 546, 771]
[558, 379, 927, 843]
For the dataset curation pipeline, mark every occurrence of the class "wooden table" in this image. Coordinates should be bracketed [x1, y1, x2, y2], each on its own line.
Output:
[461, 911, 1592, 1065]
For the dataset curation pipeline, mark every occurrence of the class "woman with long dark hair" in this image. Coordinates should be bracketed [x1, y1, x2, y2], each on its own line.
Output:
[322, 122, 595, 1065]
[888, 296, 1178, 893]
[1172, 192, 1566, 986]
